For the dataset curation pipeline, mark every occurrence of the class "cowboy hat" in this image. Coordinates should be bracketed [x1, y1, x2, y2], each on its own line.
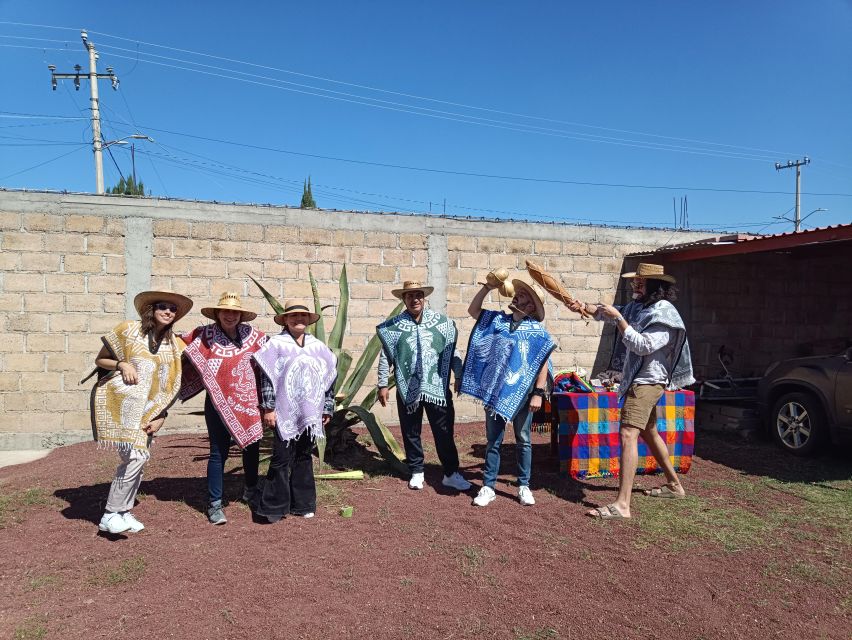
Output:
[133, 290, 193, 322]
[391, 280, 434, 300]
[274, 298, 321, 326]
[620, 263, 676, 284]
[201, 291, 257, 322]
[510, 279, 547, 321]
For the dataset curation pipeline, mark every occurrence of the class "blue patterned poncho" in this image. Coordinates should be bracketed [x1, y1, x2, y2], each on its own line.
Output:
[460, 309, 556, 422]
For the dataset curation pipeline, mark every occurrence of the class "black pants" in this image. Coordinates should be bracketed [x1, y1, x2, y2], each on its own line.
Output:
[253, 430, 316, 522]
[205, 395, 260, 505]
[397, 391, 459, 476]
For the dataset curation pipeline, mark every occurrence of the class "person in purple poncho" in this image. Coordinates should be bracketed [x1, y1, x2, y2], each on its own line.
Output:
[251, 299, 337, 523]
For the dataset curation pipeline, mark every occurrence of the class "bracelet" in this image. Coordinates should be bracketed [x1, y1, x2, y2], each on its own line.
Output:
[531, 387, 547, 398]
[115, 360, 124, 370]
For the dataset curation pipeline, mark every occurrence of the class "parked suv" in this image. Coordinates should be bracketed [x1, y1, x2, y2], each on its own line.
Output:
[758, 348, 852, 455]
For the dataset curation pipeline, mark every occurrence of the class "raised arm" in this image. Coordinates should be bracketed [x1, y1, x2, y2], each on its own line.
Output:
[468, 282, 497, 319]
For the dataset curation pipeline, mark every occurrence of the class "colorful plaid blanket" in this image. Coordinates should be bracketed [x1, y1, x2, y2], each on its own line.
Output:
[180, 323, 267, 449]
[554, 390, 695, 479]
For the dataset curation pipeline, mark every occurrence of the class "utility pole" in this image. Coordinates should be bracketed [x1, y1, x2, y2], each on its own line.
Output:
[48, 30, 119, 195]
[774, 156, 810, 231]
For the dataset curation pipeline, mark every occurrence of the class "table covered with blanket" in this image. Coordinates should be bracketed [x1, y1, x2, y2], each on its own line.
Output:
[552, 390, 695, 479]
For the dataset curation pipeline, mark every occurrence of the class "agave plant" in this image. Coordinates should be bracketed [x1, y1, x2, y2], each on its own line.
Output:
[250, 268, 408, 476]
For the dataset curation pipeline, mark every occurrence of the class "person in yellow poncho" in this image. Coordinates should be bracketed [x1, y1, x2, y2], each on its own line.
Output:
[90, 290, 193, 534]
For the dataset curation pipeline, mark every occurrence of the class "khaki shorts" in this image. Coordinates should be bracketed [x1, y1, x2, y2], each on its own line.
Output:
[621, 384, 665, 430]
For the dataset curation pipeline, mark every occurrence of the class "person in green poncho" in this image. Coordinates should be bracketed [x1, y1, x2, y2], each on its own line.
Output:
[376, 280, 471, 493]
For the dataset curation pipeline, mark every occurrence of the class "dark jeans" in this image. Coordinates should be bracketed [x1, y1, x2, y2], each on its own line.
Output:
[397, 391, 459, 476]
[253, 430, 316, 522]
[205, 395, 260, 505]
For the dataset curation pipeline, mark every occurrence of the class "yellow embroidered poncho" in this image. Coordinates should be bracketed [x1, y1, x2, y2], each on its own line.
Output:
[91, 320, 186, 451]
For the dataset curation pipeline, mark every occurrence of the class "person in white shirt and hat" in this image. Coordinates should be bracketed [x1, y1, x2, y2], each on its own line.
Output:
[567, 263, 694, 518]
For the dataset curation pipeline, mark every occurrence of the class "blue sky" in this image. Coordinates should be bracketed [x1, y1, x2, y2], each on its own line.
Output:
[1, 1, 850, 232]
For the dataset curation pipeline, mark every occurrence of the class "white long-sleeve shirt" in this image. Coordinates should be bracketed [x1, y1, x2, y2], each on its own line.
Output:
[622, 325, 675, 386]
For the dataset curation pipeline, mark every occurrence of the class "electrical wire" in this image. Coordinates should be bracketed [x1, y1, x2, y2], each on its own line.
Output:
[0, 145, 87, 181]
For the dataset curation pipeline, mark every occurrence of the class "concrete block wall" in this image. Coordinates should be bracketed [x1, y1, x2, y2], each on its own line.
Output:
[0, 191, 712, 448]
[659, 251, 852, 380]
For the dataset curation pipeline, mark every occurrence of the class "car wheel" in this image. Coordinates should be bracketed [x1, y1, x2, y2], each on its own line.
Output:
[770, 392, 825, 456]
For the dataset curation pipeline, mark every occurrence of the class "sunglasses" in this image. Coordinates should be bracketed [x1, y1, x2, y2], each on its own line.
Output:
[154, 303, 178, 313]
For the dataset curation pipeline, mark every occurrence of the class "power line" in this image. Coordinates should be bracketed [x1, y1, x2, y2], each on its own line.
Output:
[0, 145, 87, 181]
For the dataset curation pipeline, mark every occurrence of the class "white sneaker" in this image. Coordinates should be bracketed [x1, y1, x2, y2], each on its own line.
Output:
[518, 485, 535, 506]
[472, 486, 496, 507]
[98, 512, 130, 534]
[442, 472, 472, 491]
[301, 512, 315, 519]
[122, 512, 145, 533]
[408, 472, 425, 490]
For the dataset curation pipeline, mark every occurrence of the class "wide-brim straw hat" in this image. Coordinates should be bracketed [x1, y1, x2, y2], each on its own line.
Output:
[133, 290, 193, 322]
[201, 291, 257, 322]
[274, 299, 321, 326]
[391, 280, 434, 300]
[621, 263, 676, 284]
[511, 279, 546, 321]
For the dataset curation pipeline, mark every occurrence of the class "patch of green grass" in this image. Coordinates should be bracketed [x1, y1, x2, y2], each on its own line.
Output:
[633, 495, 780, 552]
[13, 616, 47, 640]
[27, 574, 60, 591]
[0, 488, 50, 528]
[458, 544, 487, 576]
[513, 628, 558, 640]
[89, 556, 147, 586]
[315, 480, 347, 507]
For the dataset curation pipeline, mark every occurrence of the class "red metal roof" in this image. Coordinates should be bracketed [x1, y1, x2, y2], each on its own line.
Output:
[632, 223, 852, 262]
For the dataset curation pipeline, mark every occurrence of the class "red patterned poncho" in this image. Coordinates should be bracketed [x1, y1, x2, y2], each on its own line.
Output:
[180, 323, 267, 449]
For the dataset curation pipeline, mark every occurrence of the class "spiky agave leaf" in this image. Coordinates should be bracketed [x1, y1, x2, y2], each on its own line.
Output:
[249, 275, 285, 314]
[327, 264, 348, 350]
[359, 378, 396, 412]
[332, 348, 353, 396]
[307, 267, 326, 341]
[345, 405, 408, 477]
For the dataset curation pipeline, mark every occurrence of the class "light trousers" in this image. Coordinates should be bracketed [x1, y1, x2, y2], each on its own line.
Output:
[105, 447, 150, 513]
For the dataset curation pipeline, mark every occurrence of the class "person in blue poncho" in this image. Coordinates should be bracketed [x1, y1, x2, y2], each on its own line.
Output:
[461, 277, 555, 508]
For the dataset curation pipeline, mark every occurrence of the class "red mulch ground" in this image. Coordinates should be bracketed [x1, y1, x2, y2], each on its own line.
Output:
[1, 424, 850, 640]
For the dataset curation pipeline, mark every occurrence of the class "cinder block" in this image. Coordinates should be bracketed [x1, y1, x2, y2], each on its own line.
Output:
[447, 236, 476, 251]
[505, 239, 533, 254]
[478, 237, 505, 253]
[210, 240, 247, 259]
[226, 261, 261, 279]
[153, 219, 191, 237]
[300, 228, 334, 245]
[20, 253, 60, 272]
[86, 235, 123, 255]
[105, 256, 126, 274]
[382, 249, 411, 266]
[534, 240, 562, 255]
[263, 261, 299, 280]
[399, 233, 427, 249]
[88, 275, 125, 293]
[363, 232, 397, 248]
[64, 254, 103, 273]
[316, 246, 348, 263]
[4, 353, 45, 372]
[44, 233, 85, 253]
[350, 247, 376, 265]
[66, 214, 105, 233]
[398, 267, 428, 283]
[2, 232, 43, 252]
[230, 223, 264, 241]
[58, 313, 89, 332]
[192, 222, 228, 240]
[0, 251, 19, 270]
[264, 226, 299, 243]
[23, 293, 64, 313]
[489, 254, 518, 269]
[23, 213, 63, 232]
[589, 243, 615, 257]
[173, 239, 211, 258]
[0, 212, 21, 230]
[4, 273, 44, 292]
[190, 259, 228, 278]
[0, 372, 20, 391]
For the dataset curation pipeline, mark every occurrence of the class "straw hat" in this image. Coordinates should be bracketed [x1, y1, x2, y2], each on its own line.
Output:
[201, 291, 257, 322]
[133, 290, 193, 322]
[620, 263, 676, 284]
[510, 279, 546, 321]
[391, 280, 434, 300]
[274, 299, 321, 326]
